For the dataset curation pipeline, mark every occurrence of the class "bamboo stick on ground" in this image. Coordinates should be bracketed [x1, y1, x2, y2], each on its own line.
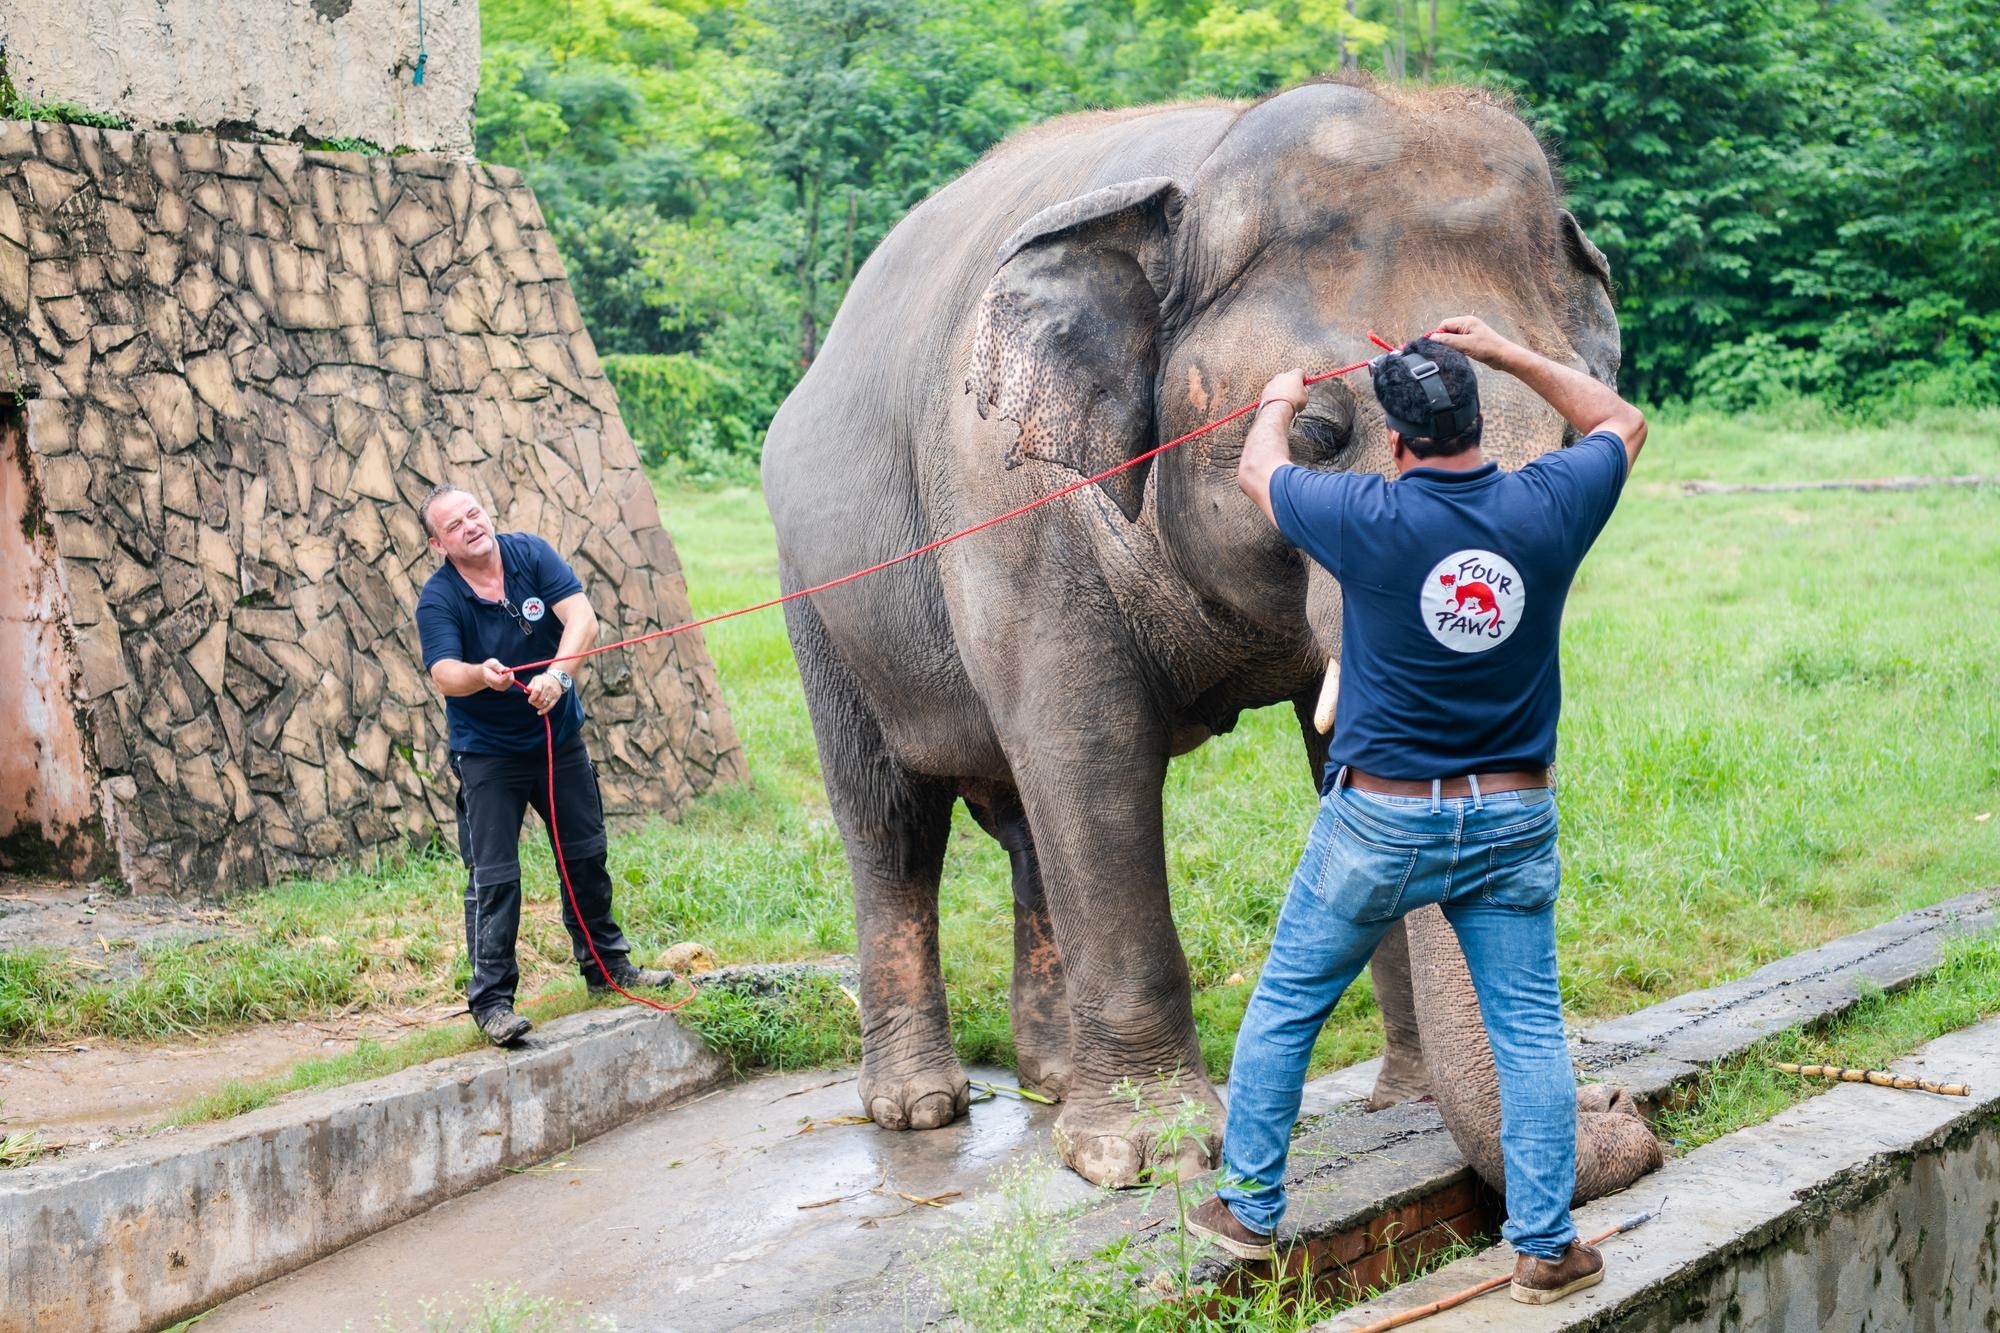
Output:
[1771, 1062, 1970, 1096]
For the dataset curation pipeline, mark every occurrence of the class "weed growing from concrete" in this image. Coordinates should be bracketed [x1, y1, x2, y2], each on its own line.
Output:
[361, 1284, 614, 1331]
[0, 1128, 44, 1169]
[927, 1146, 1480, 1331]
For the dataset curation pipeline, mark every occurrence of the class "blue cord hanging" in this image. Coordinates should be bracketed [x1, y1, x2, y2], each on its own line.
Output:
[413, 0, 429, 84]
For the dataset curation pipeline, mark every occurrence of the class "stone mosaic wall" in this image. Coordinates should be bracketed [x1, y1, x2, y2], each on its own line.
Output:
[0, 119, 746, 893]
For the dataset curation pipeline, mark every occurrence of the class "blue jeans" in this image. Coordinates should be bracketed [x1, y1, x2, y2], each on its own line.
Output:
[1219, 780, 1578, 1259]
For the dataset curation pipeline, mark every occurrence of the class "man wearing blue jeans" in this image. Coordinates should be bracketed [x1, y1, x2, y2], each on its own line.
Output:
[1187, 316, 1646, 1306]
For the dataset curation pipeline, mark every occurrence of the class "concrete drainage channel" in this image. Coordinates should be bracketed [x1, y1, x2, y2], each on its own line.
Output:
[2, 889, 1993, 1331]
[0, 1002, 731, 1333]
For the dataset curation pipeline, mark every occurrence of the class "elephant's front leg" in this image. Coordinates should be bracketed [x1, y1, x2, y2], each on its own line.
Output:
[788, 598, 967, 1132]
[1011, 725, 1222, 1188]
[850, 812, 966, 1130]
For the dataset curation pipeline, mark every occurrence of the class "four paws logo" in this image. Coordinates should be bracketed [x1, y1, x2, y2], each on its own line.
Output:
[1420, 550, 1524, 653]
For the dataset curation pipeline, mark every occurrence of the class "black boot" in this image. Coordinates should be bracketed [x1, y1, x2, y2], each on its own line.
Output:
[588, 962, 677, 996]
[477, 1006, 533, 1047]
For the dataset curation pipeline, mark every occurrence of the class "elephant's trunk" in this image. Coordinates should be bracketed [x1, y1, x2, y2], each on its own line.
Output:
[1403, 905, 1663, 1203]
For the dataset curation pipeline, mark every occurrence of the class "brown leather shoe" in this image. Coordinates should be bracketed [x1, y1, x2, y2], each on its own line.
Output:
[1185, 1195, 1276, 1261]
[1510, 1241, 1604, 1304]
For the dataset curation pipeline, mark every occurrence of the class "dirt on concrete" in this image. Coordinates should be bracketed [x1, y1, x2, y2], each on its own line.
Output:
[0, 1007, 464, 1147]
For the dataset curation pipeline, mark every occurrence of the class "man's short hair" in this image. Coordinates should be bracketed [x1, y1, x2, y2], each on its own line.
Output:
[1370, 336, 1482, 458]
[419, 483, 470, 538]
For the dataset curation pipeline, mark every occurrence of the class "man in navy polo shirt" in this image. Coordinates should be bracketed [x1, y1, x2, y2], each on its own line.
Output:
[415, 485, 672, 1047]
[1187, 316, 1646, 1306]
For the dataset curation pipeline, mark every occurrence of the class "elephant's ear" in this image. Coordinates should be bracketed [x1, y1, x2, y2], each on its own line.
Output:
[1557, 209, 1621, 388]
[968, 177, 1182, 523]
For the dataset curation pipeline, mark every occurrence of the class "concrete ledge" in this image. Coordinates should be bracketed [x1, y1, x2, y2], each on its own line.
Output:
[0, 1006, 729, 1333]
[1320, 1012, 2000, 1330]
[1575, 887, 2000, 1106]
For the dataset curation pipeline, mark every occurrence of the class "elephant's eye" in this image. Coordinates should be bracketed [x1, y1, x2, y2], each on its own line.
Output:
[1291, 410, 1355, 467]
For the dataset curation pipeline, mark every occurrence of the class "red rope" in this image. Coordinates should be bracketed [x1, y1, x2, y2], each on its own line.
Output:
[527, 701, 694, 1012]
[513, 332, 1412, 1015]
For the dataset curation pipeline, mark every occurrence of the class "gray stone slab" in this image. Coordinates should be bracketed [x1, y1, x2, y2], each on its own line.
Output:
[1319, 1012, 2000, 1331]
[192, 1065, 1076, 1333]
[0, 1006, 729, 1333]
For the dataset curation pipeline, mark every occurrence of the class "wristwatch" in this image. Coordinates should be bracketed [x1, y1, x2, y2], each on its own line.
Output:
[551, 669, 573, 694]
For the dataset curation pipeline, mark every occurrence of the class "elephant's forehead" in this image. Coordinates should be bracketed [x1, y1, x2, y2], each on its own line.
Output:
[1181, 92, 1563, 302]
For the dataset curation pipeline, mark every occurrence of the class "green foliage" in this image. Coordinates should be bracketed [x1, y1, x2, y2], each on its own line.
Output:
[0, 57, 133, 131]
[603, 352, 770, 482]
[479, 0, 1995, 466]
[0, 1129, 45, 1170]
[1466, 0, 1999, 409]
[676, 971, 863, 1072]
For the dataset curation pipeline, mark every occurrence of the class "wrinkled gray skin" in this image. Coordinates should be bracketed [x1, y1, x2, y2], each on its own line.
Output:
[763, 80, 1655, 1190]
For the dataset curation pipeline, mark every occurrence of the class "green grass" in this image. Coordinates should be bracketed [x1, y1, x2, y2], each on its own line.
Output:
[159, 987, 599, 1126]
[1657, 928, 2000, 1152]
[3, 407, 1995, 1111]
[360, 1285, 613, 1332]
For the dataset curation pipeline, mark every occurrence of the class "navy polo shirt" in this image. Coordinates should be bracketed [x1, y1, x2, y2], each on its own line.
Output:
[1270, 432, 1628, 783]
[415, 532, 587, 755]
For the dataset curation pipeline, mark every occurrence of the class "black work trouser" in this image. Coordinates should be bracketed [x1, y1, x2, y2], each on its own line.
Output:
[452, 735, 630, 1018]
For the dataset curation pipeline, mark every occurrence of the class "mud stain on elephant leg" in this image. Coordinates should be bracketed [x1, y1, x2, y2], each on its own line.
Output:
[857, 912, 966, 1131]
[867, 916, 940, 1001]
[1012, 901, 1073, 1100]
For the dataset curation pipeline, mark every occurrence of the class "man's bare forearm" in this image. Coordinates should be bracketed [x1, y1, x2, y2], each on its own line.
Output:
[1493, 345, 1645, 451]
[546, 594, 598, 682]
[1431, 317, 1646, 467]
[431, 659, 504, 696]
[1238, 369, 1310, 527]
[1238, 402, 1297, 527]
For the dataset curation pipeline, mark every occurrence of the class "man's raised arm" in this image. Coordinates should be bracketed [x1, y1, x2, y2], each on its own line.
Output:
[1431, 317, 1647, 471]
[1237, 368, 1311, 527]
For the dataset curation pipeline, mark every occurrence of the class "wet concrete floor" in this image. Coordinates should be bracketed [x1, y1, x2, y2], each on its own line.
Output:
[200, 1065, 1090, 1331]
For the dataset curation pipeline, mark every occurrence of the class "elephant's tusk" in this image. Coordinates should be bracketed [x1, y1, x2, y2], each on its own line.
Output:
[1313, 658, 1340, 735]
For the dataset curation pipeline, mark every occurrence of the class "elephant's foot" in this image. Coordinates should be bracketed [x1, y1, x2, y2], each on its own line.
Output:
[1366, 1039, 1432, 1111]
[860, 1056, 969, 1130]
[1052, 1074, 1224, 1188]
[1573, 1083, 1664, 1202]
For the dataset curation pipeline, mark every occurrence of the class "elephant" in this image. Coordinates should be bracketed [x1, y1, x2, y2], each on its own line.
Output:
[761, 76, 1659, 1194]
